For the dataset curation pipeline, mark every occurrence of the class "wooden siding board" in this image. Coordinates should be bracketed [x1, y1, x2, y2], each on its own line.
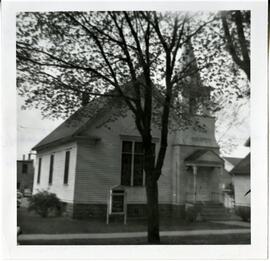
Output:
[74, 109, 173, 205]
[32, 142, 77, 203]
[233, 176, 250, 207]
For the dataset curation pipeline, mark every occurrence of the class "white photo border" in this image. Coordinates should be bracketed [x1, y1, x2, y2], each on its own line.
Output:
[1, 0, 268, 259]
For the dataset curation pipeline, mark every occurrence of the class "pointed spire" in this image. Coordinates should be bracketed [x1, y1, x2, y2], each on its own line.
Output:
[180, 38, 212, 115]
[181, 38, 203, 89]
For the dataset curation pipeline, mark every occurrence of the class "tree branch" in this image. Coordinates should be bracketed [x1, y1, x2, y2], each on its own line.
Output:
[220, 12, 243, 67]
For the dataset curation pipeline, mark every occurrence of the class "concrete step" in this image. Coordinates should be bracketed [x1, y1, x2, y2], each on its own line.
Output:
[200, 204, 233, 221]
[201, 203, 224, 208]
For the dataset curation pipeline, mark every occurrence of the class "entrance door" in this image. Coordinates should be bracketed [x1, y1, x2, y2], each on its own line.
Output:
[196, 171, 211, 201]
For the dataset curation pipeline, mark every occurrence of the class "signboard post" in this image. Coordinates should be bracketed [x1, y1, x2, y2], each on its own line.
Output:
[106, 185, 127, 224]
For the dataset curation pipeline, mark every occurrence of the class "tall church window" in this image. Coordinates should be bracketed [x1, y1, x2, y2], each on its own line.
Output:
[121, 141, 155, 187]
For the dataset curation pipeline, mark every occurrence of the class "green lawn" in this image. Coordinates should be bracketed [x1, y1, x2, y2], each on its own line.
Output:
[18, 207, 248, 235]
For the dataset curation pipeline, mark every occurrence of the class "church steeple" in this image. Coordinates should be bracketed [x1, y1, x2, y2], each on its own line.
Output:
[180, 39, 212, 115]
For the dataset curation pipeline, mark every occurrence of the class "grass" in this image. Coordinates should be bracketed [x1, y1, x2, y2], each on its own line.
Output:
[17, 207, 249, 235]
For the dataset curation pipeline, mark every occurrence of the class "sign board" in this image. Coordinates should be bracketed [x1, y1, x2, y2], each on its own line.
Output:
[111, 194, 124, 213]
[106, 185, 127, 224]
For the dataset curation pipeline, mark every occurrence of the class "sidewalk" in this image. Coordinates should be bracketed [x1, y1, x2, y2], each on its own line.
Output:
[18, 228, 250, 242]
[211, 221, 250, 228]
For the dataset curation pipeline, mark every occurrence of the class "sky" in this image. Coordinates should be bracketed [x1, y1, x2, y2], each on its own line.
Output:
[17, 94, 250, 160]
[17, 96, 63, 160]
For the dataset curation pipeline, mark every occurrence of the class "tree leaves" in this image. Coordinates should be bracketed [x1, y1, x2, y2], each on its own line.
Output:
[17, 11, 250, 153]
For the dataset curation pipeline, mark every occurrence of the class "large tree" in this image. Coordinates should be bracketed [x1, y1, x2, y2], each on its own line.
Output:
[17, 11, 234, 243]
[221, 11, 250, 81]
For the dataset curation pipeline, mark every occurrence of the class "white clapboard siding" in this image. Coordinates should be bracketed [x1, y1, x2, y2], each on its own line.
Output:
[32, 142, 77, 203]
[73, 109, 173, 205]
[233, 175, 250, 207]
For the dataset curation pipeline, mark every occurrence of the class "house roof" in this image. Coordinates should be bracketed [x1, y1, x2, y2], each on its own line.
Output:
[231, 153, 250, 175]
[185, 149, 224, 166]
[224, 157, 242, 167]
[32, 96, 109, 151]
[245, 138, 250, 147]
[32, 42, 211, 152]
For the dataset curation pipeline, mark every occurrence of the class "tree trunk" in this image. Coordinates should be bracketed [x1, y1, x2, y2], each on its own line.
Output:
[145, 173, 160, 244]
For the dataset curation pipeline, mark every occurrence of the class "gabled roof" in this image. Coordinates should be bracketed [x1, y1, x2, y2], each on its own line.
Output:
[224, 157, 242, 167]
[231, 153, 250, 175]
[32, 42, 211, 152]
[245, 138, 250, 147]
[185, 149, 224, 166]
[32, 96, 108, 151]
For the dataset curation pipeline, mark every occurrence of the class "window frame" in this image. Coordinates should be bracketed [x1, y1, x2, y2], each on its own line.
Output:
[120, 140, 156, 187]
[63, 151, 70, 185]
[48, 154, 54, 185]
[37, 158, 42, 184]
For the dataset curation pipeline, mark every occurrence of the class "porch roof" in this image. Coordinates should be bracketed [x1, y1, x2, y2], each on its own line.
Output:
[185, 149, 224, 166]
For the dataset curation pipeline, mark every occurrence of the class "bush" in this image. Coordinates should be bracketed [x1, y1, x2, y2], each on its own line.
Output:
[185, 203, 202, 222]
[235, 206, 250, 222]
[28, 190, 63, 217]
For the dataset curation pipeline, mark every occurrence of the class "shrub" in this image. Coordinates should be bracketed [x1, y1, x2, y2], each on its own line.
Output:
[235, 206, 250, 222]
[28, 190, 63, 217]
[185, 203, 202, 222]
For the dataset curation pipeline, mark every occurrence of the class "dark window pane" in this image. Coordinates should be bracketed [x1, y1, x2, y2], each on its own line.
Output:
[133, 154, 144, 186]
[37, 158, 42, 184]
[151, 143, 156, 156]
[121, 154, 131, 186]
[64, 151, 70, 184]
[22, 163, 28, 174]
[122, 141, 132, 153]
[134, 142, 144, 154]
[48, 155, 54, 185]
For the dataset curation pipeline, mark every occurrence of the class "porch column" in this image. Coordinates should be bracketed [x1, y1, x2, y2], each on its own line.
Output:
[192, 165, 197, 203]
[219, 166, 224, 203]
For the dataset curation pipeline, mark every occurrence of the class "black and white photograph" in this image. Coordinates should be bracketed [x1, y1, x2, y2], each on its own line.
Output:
[1, 0, 268, 259]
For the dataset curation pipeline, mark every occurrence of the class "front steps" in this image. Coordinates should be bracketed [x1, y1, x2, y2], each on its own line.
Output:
[200, 202, 239, 221]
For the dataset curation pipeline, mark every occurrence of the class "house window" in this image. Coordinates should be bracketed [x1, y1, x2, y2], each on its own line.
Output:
[48, 154, 54, 185]
[22, 163, 28, 174]
[63, 151, 70, 184]
[37, 158, 42, 184]
[121, 141, 155, 187]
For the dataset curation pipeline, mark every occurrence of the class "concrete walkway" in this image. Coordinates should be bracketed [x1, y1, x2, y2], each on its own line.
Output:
[18, 228, 250, 242]
[211, 221, 250, 228]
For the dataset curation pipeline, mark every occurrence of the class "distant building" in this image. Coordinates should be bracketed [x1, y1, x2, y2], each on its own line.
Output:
[224, 157, 242, 173]
[230, 139, 250, 221]
[231, 153, 250, 208]
[17, 154, 35, 195]
[222, 157, 242, 208]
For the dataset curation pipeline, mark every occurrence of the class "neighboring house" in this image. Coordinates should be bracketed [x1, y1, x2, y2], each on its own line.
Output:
[224, 157, 242, 173]
[17, 154, 35, 195]
[32, 43, 228, 220]
[222, 157, 242, 208]
[231, 139, 250, 221]
[231, 153, 250, 208]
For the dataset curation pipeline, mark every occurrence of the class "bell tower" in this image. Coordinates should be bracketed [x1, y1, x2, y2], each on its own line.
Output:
[180, 39, 212, 116]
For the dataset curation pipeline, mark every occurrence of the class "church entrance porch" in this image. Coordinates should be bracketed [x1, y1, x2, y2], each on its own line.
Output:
[184, 150, 224, 204]
[185, 166, 223, 203]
